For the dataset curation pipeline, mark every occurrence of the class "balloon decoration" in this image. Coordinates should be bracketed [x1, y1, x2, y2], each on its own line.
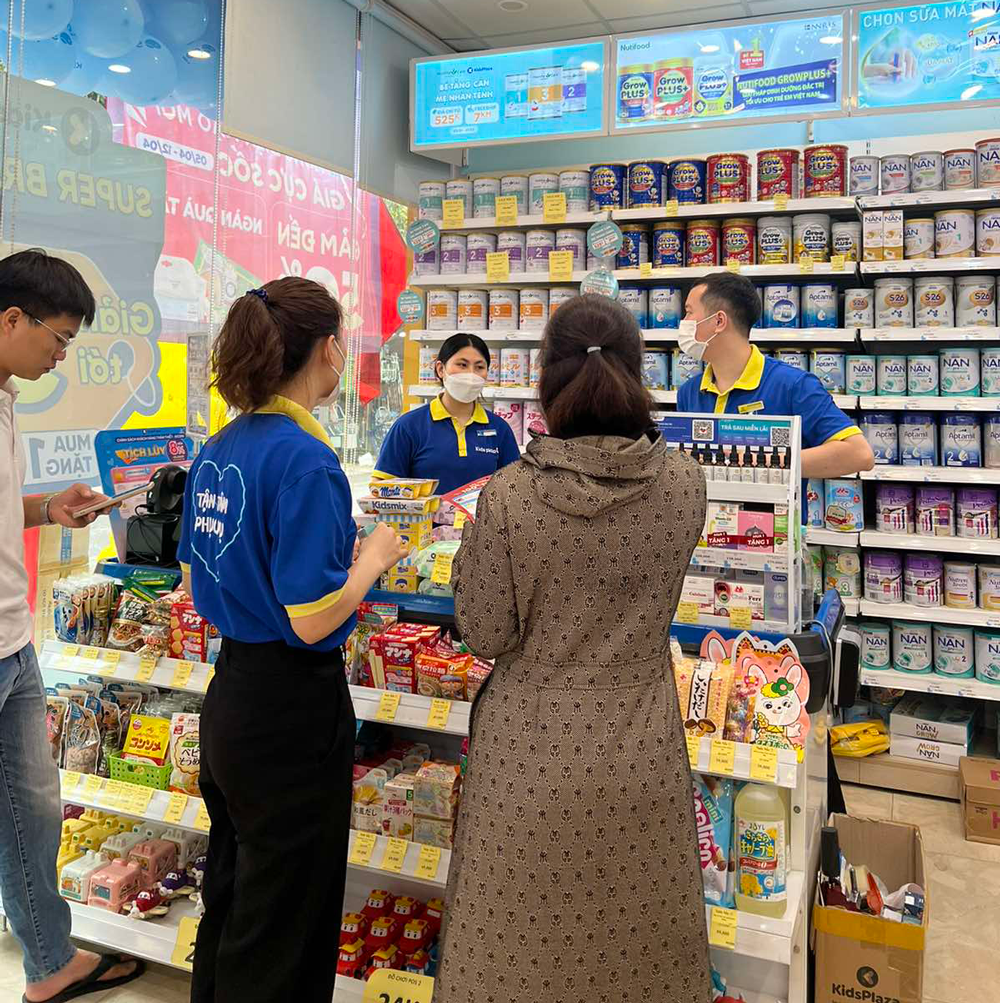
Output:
[144, 0, 208, 48]
[17, 30, 76, 85]
[113, 34, 178, 105]
[1, 0, 73, 41]
[171, 39, 217, 108]
[61, 42, 110, 96]
[72, 0, 145, 59]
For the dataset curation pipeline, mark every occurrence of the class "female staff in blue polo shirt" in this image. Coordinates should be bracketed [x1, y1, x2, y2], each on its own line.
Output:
[375, 333, 521, 494]
[177, 278, 406, 1003]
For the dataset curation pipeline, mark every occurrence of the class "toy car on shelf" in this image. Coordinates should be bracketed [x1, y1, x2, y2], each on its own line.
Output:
[403, 948, 433, 976]
[341, 911, 370, 946]
[128, 888, 170, 920]
[392, 895, 423, 923]
[87, 859, 142, 913]
[364, 943, 401, 980]
[399, 918, 431, 958]
[423, 896, 444, 938]
[128, 838, 178, 890]
[336, 940, 370, 980]
[362, 889, 395, 921]
[365, 915, 400, 955]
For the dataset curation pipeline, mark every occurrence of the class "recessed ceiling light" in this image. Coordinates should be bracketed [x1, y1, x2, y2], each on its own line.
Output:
[820, 35, 842, 45]
[581, 60, 599, 72]
[108, 64, 131, 74]
[498, 0, 528, 11]
[187, 47, 212, 59]
[699, 44, 720, 54]
[35, 78, 56, 86]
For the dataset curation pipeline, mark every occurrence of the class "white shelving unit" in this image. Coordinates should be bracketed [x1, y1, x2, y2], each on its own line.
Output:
[858, 396, 1000, 411]
[689, 547, 790, 573]
[439, 209, 608, 231]
[858, 667, 1000, 701]
[861, 257, 1000, 276]
[858, 189, 1000, 211]
[687, 737, 799, 788]
[410, 327, 859, 344]
[705, 482, 790, 504]
[752, 328, 858, 344]
[860, 326, 1000, 343]
[858, 599, 1000, 628]
[613, 196, 858, 220]
[614, 262, 858, 282]
[805, 528, 858, 548]
[408, 271, 589, 287]
[860, 466, 1000, 484]
[860, 531, 1000, 557]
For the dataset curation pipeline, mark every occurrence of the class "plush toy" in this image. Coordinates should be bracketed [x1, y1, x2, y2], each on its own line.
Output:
[159, 869, 195, 900]
[128, 888, 170, 920]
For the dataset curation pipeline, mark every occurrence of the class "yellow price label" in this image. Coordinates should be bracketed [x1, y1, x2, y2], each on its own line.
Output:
[831, 254, 846, 272]
[62, 770, 83, 791]
[171, 915, 201, 971]
[494, 194, 518, 225]
[415, 843, 442, 881]
[441, 198, 464, 227]
[708, 739, 737, 775]
[726, 258, 741, 273]
[453, 509, 468, 530]
[542, 191, 567, 223]
[686, 733, 701, 769]
[709, 906, 739, 949]
[137, 654, 158, 682]
[431, 553, 454, 586]
[164, 793, 189, 825]
[773, 193, 790, 211]
[798, 254, 815, 273]
[729, 606, 753, 630]
[349, 830, 379, 867]
[196, 667, 215, 693]
[375, 690, 401, 723]
[81, 647, 100, 661]
[750, 745, 780, 782]
[193, 801, 211, 832]
[547, 249, 574, 282]
[426, 698, 451, 730]
[171, 661, 195, 688]
[104, 780, 125, 805]
[485, 250, 510, 283]
[62, 644, 80, 659]
[663, 199, 679, 217]
[381, 837, 408, 873]
[676, 601, 700, 624]
[126, 785, 154, 815]
[639, 261, 652, 278]
[94, 650, 120, 676]
[363, 970, 435, 1003]
[83, 774, 103, 797]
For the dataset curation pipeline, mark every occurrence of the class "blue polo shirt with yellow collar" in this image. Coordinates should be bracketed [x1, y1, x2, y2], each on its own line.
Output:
[374, 396, 521, 495]
[178, 395, 357, 652]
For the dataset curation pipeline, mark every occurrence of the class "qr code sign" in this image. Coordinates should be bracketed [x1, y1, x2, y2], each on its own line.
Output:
[692, 419, 715, 442]
[770, 426, 791, 447]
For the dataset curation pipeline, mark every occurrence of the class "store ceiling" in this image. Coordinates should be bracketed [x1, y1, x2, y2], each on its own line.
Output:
[388, 0, 853, 50]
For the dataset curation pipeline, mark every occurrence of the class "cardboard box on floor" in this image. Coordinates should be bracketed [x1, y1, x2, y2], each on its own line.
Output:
[960, 756, 1000, 845]
[812, 814, 926, 1003]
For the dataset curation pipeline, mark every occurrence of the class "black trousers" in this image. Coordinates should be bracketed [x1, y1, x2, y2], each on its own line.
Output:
[191, 638, 355, 1003]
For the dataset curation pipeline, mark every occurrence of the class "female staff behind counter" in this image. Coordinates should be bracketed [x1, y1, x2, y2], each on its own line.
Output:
[374, 333, 521, 494]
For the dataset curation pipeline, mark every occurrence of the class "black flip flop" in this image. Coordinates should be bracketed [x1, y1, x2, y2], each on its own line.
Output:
[23, 954, 146, 1003]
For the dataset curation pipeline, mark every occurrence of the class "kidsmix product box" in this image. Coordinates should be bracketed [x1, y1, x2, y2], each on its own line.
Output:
[959, 756, 1000, 846]
[813, 814, 926, 1003]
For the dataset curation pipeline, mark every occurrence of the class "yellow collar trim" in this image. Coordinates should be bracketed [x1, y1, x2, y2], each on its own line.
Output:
[430, 396, 488, 426]
[256, 395, 331, 447]
[701, 345, 764, 395]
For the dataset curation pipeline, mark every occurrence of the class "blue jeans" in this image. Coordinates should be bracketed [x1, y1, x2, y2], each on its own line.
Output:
[0, 643, 74, 983]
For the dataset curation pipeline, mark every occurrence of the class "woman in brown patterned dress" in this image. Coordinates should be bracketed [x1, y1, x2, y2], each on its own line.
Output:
[434, 294, 711, 1002]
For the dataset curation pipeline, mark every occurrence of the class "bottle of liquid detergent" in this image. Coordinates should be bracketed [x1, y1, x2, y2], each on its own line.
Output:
[734, 782, 788, 918]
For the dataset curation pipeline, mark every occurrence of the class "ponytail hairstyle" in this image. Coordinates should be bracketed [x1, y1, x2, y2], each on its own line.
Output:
[435, 332, 490, 382]
[211, 277, 344, 413]
[538, 293, 653, 440]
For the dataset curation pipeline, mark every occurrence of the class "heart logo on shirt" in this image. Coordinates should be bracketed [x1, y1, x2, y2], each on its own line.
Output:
[190, 460, 247, 582]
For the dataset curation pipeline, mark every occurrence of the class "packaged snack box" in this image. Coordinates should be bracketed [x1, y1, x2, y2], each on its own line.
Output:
[382, 772, 417, 840]
[416, 650, 472, 699]
[168, 713, 200, 797]
[412, 815, 455, 849]
[413, 762, 461, 820]
[169, 600, 220, 664]
[352, 767, 388, 832]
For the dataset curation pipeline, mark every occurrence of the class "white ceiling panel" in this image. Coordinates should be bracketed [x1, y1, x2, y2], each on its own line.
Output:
[748, 0, 850, 14]
[611, 4, 749, 32]
[433, 0, 598, 36]
[482, 22, 609, 48]
[590, 0, 743, 17]
[387, 0, 481, 40]
[443, 37, 491, 50]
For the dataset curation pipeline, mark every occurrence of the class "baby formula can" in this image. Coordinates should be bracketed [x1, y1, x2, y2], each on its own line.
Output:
[806, 478, 825, 527]
[722, 218, 756, 264]
[426, 288, 458, 331]
[757, 148, 800, 199]
[500, 174, 530, 214]
[986, 415, 1000, 468]
[860, 622, 891, 670]
[685, 219, 720, 266]
[958, 488, 998, 538]
[500, 346, 530, 387]
[803, 144, 847, 197]
[649, 286, 683, 329]
[497, 231, 526, 273]
[525, 229, 556, 274]
[654, 59, 695, 119]
[900, 412, 938, 465]
[445, 178, 473, 216]
[418, 345, 437, 385]
[849, 155, 879, 196]
[413, 246, 440, 277]
[892, 621, 933, 674]
[864, 551, 903, 603]
[940, 347, 980, 396]
[518, 290, 549, 331]
[876, 483, 914, 534]
[774, 349, 808, 372]
[652, 221, 686, 267]
[706, 153, 750, 204]
[617, 284, 648, 328]
[905, 554, 943, 606]
[935, 209, 976, 258]
[556, 228, 588, 269]
[825, 478, 864, 532]
[418, 180, 446, 220]
[528, 172, 559, 214]
[864, 413, 899, 464]
[944, 149, 976, 190]
[934, 625, 974, 676]
[617, 226, 650, 269]
[942, 414, 982, 467]
[976, 208, 1000, 256]
[975, 630, 1000, 684]
[909, 151, 944, 193]
[980, 564, 1000, 609]
[874, 278, 914, 328]
[439, 233, 467, 275]
[488, 288, 519, 331]
[473, 176, 501, 217]
[457, 289, 488, 330]
[944, 562, 977, 610]
[667, 158, 707, 204]
[763, 285, 799, 329]
[589, 163, 626, 210]
[810, 347, 846, 391]
[465, 232, 496, 274]
[627, 160, 667, 208]
[826, 547, 861, 598]
[831, 220, 862, 261]
[671, 351, 704, 389]
[976, 137, 1000, 187]
[793, 213, 831, 262]
[558, 169, 590, 212]
[843, 288, 874, 328]
[913, 275, 954, 327]
[617, 64, 653, 122]
[955, 276, 997, 326]
[757, 216, 792, 264]
[802, 284, 838, 328]
[641, 349, 670, 391]
[549, 287, 576, 315]
[527, 66, 562, 120]
[847, 355, 877, 394]
[877, 355, 907, 395]
[903, 218, 935, 260]
[880, 154, 910, 195]
[907, 354, 939, 396]
[916, 486, 955, 537]
[529, 348, 542, 388]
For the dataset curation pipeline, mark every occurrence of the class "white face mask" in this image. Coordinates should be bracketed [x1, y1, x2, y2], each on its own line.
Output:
[317, 340, 347, 407]
[443, 372, 486, 403]
[677, 313, 721, 362]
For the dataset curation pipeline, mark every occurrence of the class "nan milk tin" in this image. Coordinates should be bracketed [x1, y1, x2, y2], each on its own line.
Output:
[849, 156, 879, 196]
[860, 622, 891, 670]
[935, 209, 976, 257]
[944, 149, 976, 190]
[880, 154, 910, 195]
[876, 355, 907, 395]
[976, 138, 1000, 187]
[940, 347, 980, 396]
[903, 218, 935, 259]
[975, 630, 1000, 684]
[933, 625, 974, 677]
[976, 208, 1000, 256]
[984, 348, 1000, 396]
[910, 151, 944, 192]
[907, 354, 939, 396]
[892, 621, 933, 674]
[847, 356, 877, 394]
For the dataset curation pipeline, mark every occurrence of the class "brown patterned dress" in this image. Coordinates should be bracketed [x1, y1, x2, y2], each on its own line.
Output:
[434, 432, 712, 1003]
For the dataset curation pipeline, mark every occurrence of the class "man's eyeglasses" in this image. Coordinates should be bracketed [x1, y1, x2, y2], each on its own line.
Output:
[28, 314, 73, 347]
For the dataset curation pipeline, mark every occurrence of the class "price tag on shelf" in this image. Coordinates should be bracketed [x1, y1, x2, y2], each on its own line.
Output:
[426, 698, 451, 730]
[171, 661, 195, 689]
[81, 647, 100, 661]
[548, 249, 574, 282]
[709, 906, 738, 949]
[831, 254, 846, 272]
[441, 198, 464, 228]
[194, 801, 212, 832]
[83, 774, 103, 797]
[708, 739, 737, 775]
[375, 691, 401, 723]
[773, 194, 789, 212]
[750, 745, 779, 783]
[495, 195, 518, 226]
[542, 191, 567, 224]
[798, 255, 815, 274]
[639, 261, 652, 278]
[729, 606, 752, 630]
[726, 259, 741, 273]
[164, 793, 188, 825]
[104, 780, 125, 806]
[676, 601, 700, 624]
[663, 199, 679, 217]
[363, 971, 435, 1003]
[94, 650, 120, 676]
[453, 509, 468, 530]
[137, 654, 158, 682]
[58, 643, 80, 667]
[171, 915, 200, 972]
[381, 837, 408, 873]
[125, 784, 153, 815]
[62, 770, 82, 791]
[349, 830, 378, 867]
[431, 553, 454, 586]
[415, 844, 442, 881]
[686, 733, 700, 769]
[486, 251, 510, 283]
[196, 668, 215, 693]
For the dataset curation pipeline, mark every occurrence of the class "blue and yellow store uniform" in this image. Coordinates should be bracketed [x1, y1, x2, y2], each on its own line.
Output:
[375, 396, 521, 494]
[177, 394, 357, 1002]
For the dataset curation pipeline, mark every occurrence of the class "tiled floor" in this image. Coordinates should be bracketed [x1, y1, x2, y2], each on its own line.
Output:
[0, 784, 989, 1002]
